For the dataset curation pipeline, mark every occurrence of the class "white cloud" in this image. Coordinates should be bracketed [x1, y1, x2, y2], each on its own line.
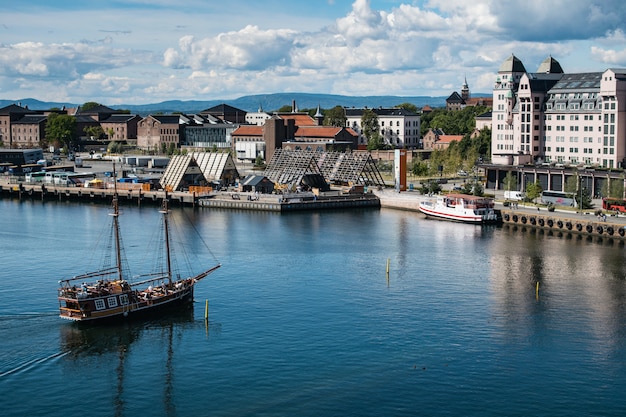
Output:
[3, 0, 626, 104]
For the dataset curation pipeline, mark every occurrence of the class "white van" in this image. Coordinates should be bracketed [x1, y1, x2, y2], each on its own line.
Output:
[504, 191, 525, 201]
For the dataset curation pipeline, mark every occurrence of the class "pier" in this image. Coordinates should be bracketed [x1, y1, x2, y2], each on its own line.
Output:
[0, 181, 381, 212]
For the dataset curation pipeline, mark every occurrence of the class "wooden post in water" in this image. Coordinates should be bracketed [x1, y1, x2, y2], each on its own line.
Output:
[204, 299, 209, 320]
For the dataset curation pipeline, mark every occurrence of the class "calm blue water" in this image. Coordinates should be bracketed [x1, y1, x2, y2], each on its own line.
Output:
[1, 198, 626, 416]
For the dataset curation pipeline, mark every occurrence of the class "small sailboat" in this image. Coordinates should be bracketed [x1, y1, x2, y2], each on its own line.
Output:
[58, 171, 220, 322]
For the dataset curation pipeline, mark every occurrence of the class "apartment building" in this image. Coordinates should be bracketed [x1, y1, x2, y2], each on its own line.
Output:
[10, 114, 47, 148]
[232, 108, 358, 162]
[491, 55, 626, 169]
[345, 107, 421, 149]
[99, 114, 141, 142]
[0, 104, 36, 148]
[136, 115, 182, 151]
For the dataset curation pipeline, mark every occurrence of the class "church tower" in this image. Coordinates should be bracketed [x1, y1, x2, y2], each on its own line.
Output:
[461, 77, 470, 101]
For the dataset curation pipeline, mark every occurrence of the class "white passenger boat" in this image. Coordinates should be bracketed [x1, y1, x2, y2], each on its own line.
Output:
[418, 193, 499, 224]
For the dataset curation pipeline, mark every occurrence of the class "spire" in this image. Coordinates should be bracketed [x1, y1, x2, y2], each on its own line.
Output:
[461, 76, 470, 101]
[314, 104, 323, 126]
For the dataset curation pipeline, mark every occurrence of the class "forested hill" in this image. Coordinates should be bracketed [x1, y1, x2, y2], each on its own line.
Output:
[0, 92, 492, 115]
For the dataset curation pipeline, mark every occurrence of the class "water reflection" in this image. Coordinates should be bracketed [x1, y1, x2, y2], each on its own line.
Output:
[489, 226, 626, 357]
[60, 308, 195, 417]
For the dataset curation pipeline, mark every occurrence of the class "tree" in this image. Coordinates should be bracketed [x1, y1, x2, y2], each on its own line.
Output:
[366, 132, 385, 151]
[564, 175, 579, 198]
[254, 154, 265, 168]
[81, 102, 101, 111]
[461, 178, 484, 196]
[420, 180, 442, 195]
[323, 106, 347, 127]
[526, 180, 543, 204]
[84, 125, 104, 139]
[394, 102, 418, 113]
[45, 113, 76, 150]
[601, 176, 625, 199]
[411, 157, 429, 177]
[503, 171, 516, 193]
[361, 109, 382, 149]
[107, 141, 123, 154]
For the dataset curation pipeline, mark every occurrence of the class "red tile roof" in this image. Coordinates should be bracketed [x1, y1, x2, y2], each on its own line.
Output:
[295, 126, 342, 138]
[437, 135, 463, 144]
[277, 113, 316, 126]
[233, 125, 263, 136]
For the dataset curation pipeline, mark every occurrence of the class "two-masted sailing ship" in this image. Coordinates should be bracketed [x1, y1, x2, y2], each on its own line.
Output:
[58, 178, 220, 323]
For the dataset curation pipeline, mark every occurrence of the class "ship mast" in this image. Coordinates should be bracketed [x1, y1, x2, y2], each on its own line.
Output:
[161, 193, 173, 287]
[111, 163, 123, 282]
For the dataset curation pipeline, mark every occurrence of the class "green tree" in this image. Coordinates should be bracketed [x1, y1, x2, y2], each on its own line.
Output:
[526, 180, 543, 204]
[84, 125, 104, 139]
[461, 178, 484, 196]
[578, 187, 593, 210]
[45, 113, 76, 150]
[564, 175, 579, 198]
[503, 171, 516, 193]
[411, 158, 429, 177]
[107, 141, 123, 154]
[601, 177, 625, 199]
[366, 132, 385, 151]
[254, 154, 265, 168]
[81, 102, 101, 111]
[394, 102, 418, 113]
[420, 180, 441, 195]
[361, 109, 380, 145]
[323, 105, 347, 127]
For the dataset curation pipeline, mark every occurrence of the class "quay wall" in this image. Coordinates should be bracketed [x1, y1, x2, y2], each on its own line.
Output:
[0, 182, 380, 212]
[499, 209, 626, 239]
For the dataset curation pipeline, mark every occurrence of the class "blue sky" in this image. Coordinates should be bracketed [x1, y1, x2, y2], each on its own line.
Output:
[2, 0, 626, 105]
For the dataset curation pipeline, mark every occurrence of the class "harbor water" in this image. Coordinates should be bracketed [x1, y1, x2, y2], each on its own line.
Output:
[1, 198, 626, 416]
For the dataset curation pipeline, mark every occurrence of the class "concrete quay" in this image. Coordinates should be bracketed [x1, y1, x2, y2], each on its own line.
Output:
[0, 179, 381, 212]
[373, 188, 626, 240]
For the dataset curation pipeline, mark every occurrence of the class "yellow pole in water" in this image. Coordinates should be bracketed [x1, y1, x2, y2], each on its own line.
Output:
[205, 299, 209, 320]
[536, 282, 540, 300]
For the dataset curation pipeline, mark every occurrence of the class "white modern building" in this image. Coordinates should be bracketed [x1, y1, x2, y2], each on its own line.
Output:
[492, 55, 626, 169]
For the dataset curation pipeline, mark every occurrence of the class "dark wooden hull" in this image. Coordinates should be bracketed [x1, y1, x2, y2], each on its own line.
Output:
[59, 282, 196, 323]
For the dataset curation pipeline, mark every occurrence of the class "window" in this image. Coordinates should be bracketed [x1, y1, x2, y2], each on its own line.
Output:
[95, 299, 106, 310]
[119, 294, 129, 305]
[107, 296, 118, 308]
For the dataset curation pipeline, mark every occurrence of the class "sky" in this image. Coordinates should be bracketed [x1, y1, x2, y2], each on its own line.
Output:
[2, 0, 626, 106]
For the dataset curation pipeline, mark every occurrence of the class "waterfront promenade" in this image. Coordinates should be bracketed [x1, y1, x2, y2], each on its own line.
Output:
[374, 188, 626, 239]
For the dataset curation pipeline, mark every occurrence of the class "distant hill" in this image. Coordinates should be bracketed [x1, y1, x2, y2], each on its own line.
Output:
[0, 92, 488, 115]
